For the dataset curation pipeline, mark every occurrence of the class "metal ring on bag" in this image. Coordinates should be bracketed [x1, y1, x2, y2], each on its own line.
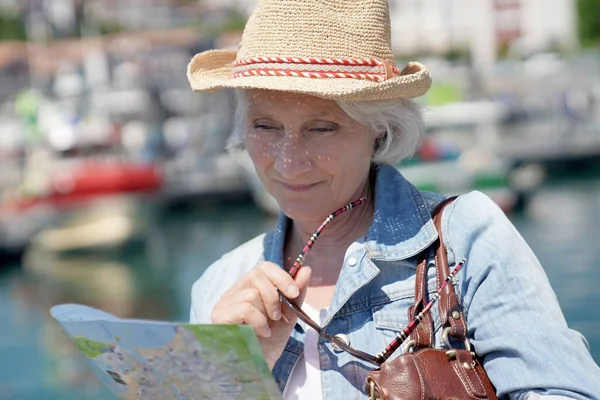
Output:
[402, 339, 416, 354]
[369, 379, 376, 400]
[442, 326, 472, 352]
[368, 378, 382, 400]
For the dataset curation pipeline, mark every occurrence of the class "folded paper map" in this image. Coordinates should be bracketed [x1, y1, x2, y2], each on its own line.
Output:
[50, 304, 282, 400]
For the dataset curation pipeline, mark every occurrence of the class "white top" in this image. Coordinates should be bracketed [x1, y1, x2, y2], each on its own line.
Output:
[283, 303, 327, 400]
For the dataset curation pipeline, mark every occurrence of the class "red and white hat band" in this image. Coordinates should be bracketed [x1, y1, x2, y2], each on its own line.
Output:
[231, 56, 401, 82]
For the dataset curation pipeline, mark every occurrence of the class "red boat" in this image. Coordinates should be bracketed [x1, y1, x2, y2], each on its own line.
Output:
[0, 158, 163, 256]
[4, 160, 162, 214]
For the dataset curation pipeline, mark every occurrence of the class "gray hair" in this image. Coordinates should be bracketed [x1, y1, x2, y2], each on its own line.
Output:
[228, 89, 424, 165]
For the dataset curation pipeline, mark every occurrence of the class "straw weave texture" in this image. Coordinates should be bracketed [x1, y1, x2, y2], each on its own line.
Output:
[238, 0, 393, 62]
[187, 0, 431, 100]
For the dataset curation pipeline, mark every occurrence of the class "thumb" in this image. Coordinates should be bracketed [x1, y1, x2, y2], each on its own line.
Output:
[294, 266, 312, 305]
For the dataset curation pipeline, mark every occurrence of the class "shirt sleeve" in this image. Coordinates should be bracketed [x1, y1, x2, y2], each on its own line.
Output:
[443, 191, 600, 399]
[521, 393, 584, 400]
[189, 236, 266, 324]
[189, 258, 223, 324]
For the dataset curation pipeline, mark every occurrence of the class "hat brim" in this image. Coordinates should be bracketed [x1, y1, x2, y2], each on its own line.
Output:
[187, 49, 431, 101]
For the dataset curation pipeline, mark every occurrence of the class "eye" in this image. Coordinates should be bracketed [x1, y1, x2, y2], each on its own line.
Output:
[309, 124, 338, 133]
[253, 123, 279, 131]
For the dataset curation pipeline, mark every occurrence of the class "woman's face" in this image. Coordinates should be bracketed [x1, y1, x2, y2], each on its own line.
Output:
[244, 89, 377, 223]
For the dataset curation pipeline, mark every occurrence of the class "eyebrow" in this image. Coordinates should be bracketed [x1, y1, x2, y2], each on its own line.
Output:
[247, 101, 343, 118]
[247, 109, 342, 122]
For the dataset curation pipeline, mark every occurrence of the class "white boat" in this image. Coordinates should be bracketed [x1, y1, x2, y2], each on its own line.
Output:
[397, 158, 518, 213]
[27, 195, 153, 253]
[424, 100, 511, 130]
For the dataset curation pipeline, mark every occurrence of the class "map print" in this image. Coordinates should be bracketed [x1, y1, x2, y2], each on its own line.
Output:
[50, 304, 282, 400]
[74, 337, 176, 399]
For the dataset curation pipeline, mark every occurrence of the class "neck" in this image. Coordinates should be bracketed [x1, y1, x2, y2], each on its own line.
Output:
[285, 189, 375, 285]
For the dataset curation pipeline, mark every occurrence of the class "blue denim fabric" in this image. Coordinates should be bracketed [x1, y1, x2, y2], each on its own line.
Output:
[190, 164, 600, 399]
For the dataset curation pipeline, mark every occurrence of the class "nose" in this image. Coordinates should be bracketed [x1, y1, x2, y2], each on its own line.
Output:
[273, 138, 312, 179]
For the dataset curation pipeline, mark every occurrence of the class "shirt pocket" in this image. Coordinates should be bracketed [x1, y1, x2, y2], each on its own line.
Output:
[371, 295, 414, 349]
[370, 273, 444, 353]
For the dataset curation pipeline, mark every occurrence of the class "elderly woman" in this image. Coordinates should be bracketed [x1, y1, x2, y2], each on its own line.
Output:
[187, 0, 600, 398]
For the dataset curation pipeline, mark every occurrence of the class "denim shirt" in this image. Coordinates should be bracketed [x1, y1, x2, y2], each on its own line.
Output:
[190, 164, 600, 399]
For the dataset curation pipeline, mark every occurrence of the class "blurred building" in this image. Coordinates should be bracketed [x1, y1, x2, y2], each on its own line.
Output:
[86, 0, 205, 31]
[201, 0, 256, 14]
[199, 0, 577, 68]
[389, 0, 577, 68]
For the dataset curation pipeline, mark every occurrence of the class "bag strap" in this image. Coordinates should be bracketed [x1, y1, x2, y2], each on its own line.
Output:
[408, 196, 467, 349]
[407, 253, 435, 347]
[433, 198, 467, 341]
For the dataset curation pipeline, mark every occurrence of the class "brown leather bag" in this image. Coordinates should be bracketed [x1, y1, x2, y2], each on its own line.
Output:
[365, 198, 498, 400]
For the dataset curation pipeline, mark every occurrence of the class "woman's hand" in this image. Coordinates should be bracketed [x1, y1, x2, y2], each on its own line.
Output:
[211, 262, 312, 370]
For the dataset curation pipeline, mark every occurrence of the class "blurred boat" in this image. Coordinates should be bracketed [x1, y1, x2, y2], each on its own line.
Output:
[159, 151, 250, 207]
[156, 89, 252, 207]
[396, 136, 537, 213]
[425, 100, 511, 131]
[499, 119, 600, 178]
[397, 158, 518, 213]
[0, 156, 162, 257]
[27, 196, 152, 254]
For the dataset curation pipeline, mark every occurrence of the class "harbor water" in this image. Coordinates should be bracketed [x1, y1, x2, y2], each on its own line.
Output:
[1, 178, 599, 400]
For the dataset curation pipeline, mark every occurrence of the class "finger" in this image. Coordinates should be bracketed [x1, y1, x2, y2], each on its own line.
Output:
[213, 301, 272, 338]
[218, 287, 266, 316]
[257, 262, 300, 299]
[281, 266, 312, 323]
[213, 289, 270, 333]
[249, 270, 283, 321]
[228, 262, 299, 300]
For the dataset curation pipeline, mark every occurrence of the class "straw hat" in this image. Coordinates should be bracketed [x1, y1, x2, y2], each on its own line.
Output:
[187, 0, 431, 101]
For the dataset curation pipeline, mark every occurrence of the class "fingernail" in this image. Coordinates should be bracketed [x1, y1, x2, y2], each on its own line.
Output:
[287, 285, 299, 298]
[272, 308, 281, 321]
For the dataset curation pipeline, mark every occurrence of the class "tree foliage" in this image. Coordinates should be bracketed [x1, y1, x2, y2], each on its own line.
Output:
[577, 0, 600, 47]
[0, 13, 26, 41]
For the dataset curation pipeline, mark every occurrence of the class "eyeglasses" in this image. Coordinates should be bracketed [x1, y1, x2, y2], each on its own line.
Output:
[280, 197, 465, 366]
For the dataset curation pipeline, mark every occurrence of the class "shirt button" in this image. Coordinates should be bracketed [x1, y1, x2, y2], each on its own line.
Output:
[332, 334, 351, 352]
[348, 257, 357, 266]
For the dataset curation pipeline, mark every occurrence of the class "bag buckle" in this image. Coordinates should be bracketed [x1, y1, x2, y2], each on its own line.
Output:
[442, 326, 472, 352]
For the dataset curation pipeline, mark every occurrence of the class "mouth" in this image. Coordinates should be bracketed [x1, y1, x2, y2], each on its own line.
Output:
[280, 182, 318, 192]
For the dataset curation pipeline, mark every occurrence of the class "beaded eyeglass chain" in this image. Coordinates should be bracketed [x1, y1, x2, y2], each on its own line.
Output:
[281, 196, 465, 365]
[287, 196, 367, 279]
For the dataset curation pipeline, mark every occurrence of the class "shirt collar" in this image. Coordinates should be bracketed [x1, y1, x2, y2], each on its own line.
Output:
[262, 164, 441, 266]
[364, 164, 440, 261]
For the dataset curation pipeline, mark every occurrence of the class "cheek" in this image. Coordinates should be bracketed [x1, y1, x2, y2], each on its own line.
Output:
[310, 137, 373, 171]
[246, 134, 275, 166]
[311, 142, 344, 166]
[320, 140, 374, 193]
